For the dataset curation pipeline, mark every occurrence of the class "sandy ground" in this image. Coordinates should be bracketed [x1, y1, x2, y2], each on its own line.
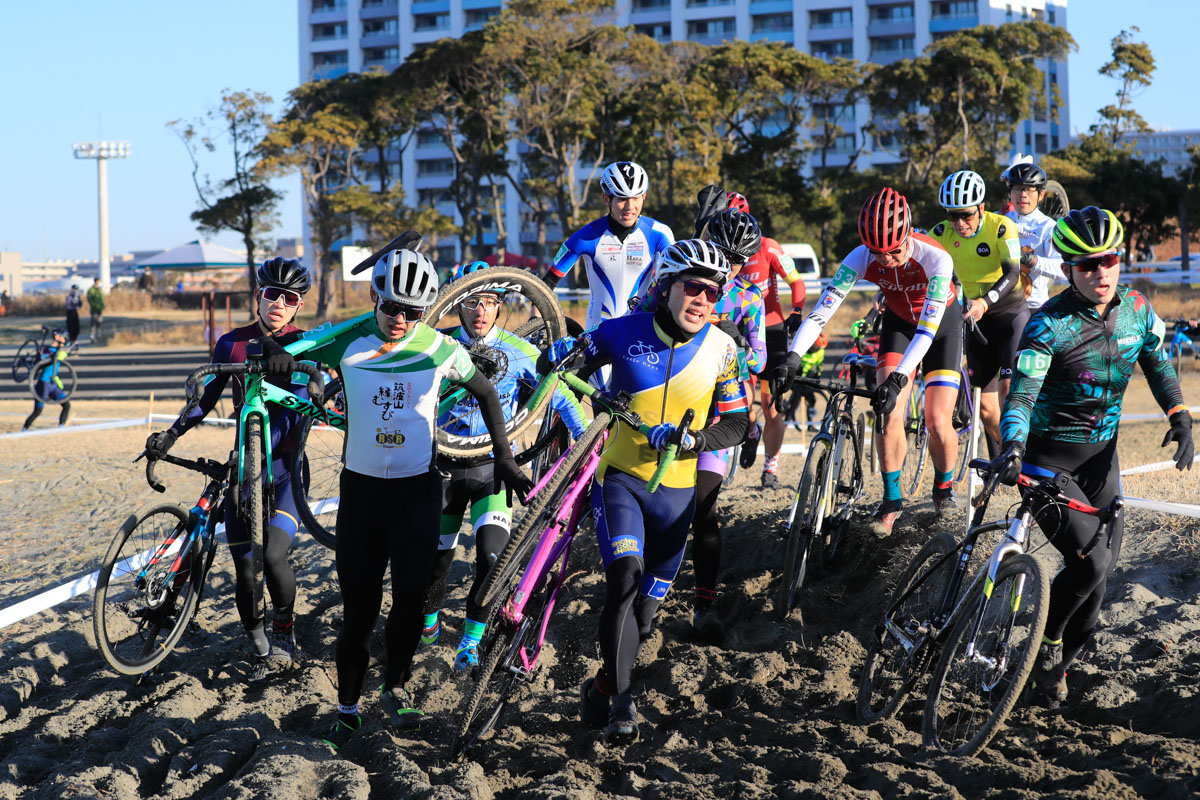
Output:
[0, 375, 1198, 798]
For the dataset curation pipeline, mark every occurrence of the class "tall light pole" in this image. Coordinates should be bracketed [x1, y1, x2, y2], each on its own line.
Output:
[73, 140, 131, 292]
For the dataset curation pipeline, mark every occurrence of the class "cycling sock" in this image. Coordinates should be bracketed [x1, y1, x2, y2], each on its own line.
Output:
[882, 470, 902, 502]
[934, 469, 954, 491]
[422, 612, 439, 630]
[337, 703, 359, 718]
[694, 586, 717, 611]
[763, 455, 779, 475]
[1042, 635, 1063, 645]
[458, 618, 486, 652]
[272, 618, 294, 633]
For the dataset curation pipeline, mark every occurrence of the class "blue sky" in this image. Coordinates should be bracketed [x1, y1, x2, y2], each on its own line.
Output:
[0, 0, 1192, 262]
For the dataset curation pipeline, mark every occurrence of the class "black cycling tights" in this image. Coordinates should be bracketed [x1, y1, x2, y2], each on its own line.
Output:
[232, 524, 297, 631]
[334, 469, 441, 705]
[423, 523, 508, 622]
[23, 400, 70, 430]
[1026, 435, 1124, 670]
[690, 469, 725, 606]
[598, 556, 662, 695]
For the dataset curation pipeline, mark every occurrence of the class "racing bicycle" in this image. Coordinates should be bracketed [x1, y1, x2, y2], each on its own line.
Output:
[1168, 318, 1198, 376]
[451, 342, 694, 759]
[856, 457, 1122, 756]
[776, 352, 876, 620]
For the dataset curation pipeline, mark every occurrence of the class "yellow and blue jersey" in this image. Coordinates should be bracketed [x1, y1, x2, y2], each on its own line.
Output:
[582, 312, 749, 489]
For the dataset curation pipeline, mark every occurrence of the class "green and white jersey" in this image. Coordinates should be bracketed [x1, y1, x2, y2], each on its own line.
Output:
[306, 320, 476, 479]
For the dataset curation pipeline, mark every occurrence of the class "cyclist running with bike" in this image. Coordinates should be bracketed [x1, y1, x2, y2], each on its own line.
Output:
[1003, 160, 1065, 309]
[145, 258, 312, 682]
[421, 261, 588, 672]
[726, 191, 807, 488]
[258, 248, 532, 749]
[686, 209, 766, 635]
[774, 187, 962, 536]
[547, 239, 750, 743]
[22, 329, 73, 430]
[929, 169, 1026, 467]
[542, 161, 675, 331]
[991, 207, 1192, 708]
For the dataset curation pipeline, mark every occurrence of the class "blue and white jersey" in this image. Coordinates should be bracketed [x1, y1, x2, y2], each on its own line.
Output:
[551, 215, 675, 330]
[1005, 207, 1064, 310]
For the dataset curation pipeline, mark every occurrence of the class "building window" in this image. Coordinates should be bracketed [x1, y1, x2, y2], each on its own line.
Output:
[418, 188, 454, 205]
[869, 4, 914, 23]
[814, 103, 856, 126]
[362, 0, 394, 7]
[634, 22, 671, 41]
[363, 46, 400, 68]
[465, 8, 499, 27]
[312, 0, 347, 11]
[812, 39, 854, 60]
[930, 1, 977, 19]
[1025, 132, 1032, 148]
[417, 158, 455, 177]
[313, 51, 348, 67]
[312, 22, 347, 41]
[413, 13, 450, 32]
[632, 0, 670, 8]
[1006, 3, 1013, 19]
[687, 18, 736, 42]
[1051, 134, 1060, 150]
[752, 13, 793, 33]
[1035, 133, 1048, 153]
[870, 36, 915, 56]
[1031, 7, 1044, 21]
[1048, 7, 1056, 23]
[416, 129, 444, 149]
[810, 8, 852, 29]
[685, 0, 733, 7]
[362, 18, 399, 36]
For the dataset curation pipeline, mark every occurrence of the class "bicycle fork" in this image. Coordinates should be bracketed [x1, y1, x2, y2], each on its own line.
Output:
[963, 515, 1032, 687]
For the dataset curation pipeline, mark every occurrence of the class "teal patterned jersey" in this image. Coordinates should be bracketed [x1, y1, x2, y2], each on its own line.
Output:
[1001, 286, 1187, 444]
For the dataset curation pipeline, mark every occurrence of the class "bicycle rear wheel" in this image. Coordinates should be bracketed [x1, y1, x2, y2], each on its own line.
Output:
[777, 437, 830, 620]
[11, 338, 40, 383]
[28, 360, 76, 404]
[475, 411, 609, 610]
[856, 532, 957, 723]
[93, 504, 202, 675]
[291, 378, 346, 549]
[899, 379, 928, 497]
[243, 415, 267, 618]
[922, 553, 1049, 756]
[823, 423, 862, 572]
[425, 267, 566, 461]
[1040, 180, 1069, 220]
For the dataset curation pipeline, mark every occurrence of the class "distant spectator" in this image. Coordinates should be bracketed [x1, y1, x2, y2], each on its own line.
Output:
[87, 277, 105, 343]
[0, 289, 9, 316]
[176, 280, 184, 294]
[65, 285, 83, 343]
[137, 266, 155, 291]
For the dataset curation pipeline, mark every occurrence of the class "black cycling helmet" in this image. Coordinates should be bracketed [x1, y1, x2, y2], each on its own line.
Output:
[1004, 162, 1047, 189]
[1052, 207, 1124, 259]
[256, 257, 311, 295]
[706, 209, 762, 263]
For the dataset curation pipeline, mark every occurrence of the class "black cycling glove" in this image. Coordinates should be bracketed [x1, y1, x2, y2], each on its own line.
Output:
[715, 318, 747, 349]
[145, 430, 178, 459]
[259, 336, 297, 377]
[990, 440, 1025, 486]
[493, 455, 533, 506]
[1162, 410, 1194, 470]
[770, 352, 803, 409]
[872, 371, 908, 420]
[784, 311, 804, 338]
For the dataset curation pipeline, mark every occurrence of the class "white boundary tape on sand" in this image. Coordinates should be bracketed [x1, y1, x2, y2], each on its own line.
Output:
[1121, 497, 1200, 518]
[0, 414, 235, 440]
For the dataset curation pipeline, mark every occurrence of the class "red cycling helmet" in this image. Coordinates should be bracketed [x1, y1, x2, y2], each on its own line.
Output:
[858, 187, 911, 253]
[726, 191, 750, 214]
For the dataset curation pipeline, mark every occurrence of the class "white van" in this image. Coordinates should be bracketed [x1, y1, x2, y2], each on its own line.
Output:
[778, 242, 822, 295]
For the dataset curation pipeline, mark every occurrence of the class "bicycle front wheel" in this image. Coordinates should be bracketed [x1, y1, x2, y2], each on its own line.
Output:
[243, 415, 267, 618]
[291, 378, 345, 549]
[900, 381, 928, 497]
[777, 437, 830, 620]
[28, 360, 76, 404]
[474, 411, 609, 610]
[922, 553, 1049, 756]
[856, 532, 957, 723]
[1040, 180, 1070, 220]
[11, 339, 40, 383]
[425, 267, 566, 461]
[93, 504, 202, 675]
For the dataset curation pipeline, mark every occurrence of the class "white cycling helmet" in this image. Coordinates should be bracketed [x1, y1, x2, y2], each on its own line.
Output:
[938, 170, 987, 210]
[372, 248, 439, 308]
[600, 161, 649, 198]
[654, 239, 731, 288]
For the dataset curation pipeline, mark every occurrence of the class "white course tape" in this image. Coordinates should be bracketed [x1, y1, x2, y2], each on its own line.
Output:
[0, 414, 237, 440]
[1120, 456, 1200, 476]
[1122, 405, 1200, 422]
[1122, 496, 1200, 518]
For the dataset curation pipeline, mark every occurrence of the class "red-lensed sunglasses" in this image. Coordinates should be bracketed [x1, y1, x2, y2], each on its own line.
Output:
[681, 279, 722, 303]
[378, 299, 425, 321]
[1068, 251, 1121, 273]
[866, 239, 908, 258]
[261, 286, 302, 307]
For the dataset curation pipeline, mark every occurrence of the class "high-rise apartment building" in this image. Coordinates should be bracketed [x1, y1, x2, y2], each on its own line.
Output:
[299, 0, 1069, 262]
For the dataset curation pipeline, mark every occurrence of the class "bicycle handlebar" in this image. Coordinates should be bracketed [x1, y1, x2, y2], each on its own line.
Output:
[794, 376, 875, 401]
[138, 450, 231, 494]
[968, 456, 1124, 558]
[644, 408, 695, 494]
[182, 358, 325, 415]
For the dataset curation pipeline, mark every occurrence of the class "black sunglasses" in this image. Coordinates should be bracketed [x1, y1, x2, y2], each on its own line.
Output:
[681, 279, 722, 303]
[947, 209, 978, 221]
[378, 299, 425, 321]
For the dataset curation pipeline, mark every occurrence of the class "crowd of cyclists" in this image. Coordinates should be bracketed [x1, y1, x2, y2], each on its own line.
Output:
[142, 155, 1193, 752]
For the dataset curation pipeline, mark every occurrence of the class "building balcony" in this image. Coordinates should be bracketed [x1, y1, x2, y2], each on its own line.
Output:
[312, 64, 350, 80]
[463, 0, 499, 9]
[412, 0, 451, 14]
[309, 8, 348, 25]
[867, 20, 916, 38]
[748, 0, 793, 15]
[751, 30, 794, 44]
[869, 48, 916, 65]
[363, 57, 401, 72]
[360, 31, 400, 47]
[360, 0, 399, 19]
[807, 24, 853, 42]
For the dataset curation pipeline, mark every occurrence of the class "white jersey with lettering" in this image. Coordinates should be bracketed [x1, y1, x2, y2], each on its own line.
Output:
[551, 215, 675, 330]
[1006, 207, 1064, 309]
